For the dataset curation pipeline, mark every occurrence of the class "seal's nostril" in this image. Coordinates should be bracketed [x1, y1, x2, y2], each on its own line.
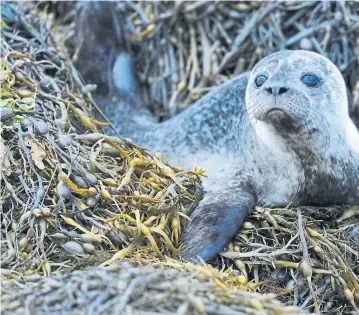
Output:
[278, 87, 288, 95]
[266, 87, 273, 94]
[266, 86, 289, 96]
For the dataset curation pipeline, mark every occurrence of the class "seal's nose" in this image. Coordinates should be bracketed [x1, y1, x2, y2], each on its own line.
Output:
[266, 86, 289, 96]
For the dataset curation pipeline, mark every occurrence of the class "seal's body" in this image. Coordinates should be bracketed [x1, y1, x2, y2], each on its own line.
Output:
[76, 2, 359, 262]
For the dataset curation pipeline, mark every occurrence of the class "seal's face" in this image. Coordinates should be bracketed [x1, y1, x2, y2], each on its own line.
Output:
[246, 50, 347, 136]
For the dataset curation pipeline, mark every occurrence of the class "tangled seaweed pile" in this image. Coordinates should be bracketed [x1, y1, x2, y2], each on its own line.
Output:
[53, 1, 359, 120]
[219, 205, 359, 314]
[1, 2, 359, 315]
[2, 261, 308, 315]
[0, 2, 202, 279]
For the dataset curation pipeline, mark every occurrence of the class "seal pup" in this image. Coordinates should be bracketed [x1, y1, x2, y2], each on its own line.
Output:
[75, 2, 359, 262]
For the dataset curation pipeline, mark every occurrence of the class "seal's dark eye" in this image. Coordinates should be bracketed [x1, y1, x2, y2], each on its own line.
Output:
[301, 74, 320, 87]
[254, 75, 267, 88]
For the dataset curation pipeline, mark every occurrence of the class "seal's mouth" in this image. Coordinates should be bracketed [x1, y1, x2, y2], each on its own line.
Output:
[265, 108, 300, 131]
[265, 108, 287, 118]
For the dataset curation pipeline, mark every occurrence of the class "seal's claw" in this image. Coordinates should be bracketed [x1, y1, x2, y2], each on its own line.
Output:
[177, 190, 255, 263]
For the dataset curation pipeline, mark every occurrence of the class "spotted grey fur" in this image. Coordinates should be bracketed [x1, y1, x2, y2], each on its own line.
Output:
[76, 3, 359, 262]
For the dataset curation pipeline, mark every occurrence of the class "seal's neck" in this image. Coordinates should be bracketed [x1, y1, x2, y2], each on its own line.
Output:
[253, 121, 309, 156]
[253, 115, 359, 161]
[325, 116, 359, 158]
[345, 121, 359, 153]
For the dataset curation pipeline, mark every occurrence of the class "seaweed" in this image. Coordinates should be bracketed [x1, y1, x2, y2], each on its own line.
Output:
[1, 2, 359, 314]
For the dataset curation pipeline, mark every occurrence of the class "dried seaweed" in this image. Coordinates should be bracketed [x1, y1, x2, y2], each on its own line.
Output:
[1, 260, 309, 315]
[220, 205, 359, 314]
[0, 3, 202, 278]
[1, 2, 359, 315]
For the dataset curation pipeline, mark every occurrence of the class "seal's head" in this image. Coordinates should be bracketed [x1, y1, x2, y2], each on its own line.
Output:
[245, 50, 348, 136]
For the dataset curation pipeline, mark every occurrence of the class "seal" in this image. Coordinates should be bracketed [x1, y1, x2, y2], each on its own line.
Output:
[75, 2, 359, 262]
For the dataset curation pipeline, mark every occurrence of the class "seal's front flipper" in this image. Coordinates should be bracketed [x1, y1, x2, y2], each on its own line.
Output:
[178, 190, 255, 263]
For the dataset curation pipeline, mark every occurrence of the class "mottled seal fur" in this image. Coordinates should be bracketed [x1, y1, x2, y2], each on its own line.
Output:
[76, 2, 359, 262]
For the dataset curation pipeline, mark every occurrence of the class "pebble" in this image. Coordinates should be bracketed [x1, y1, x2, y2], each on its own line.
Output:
[20, 117, 33, 130]
[73, 175, 89, 189]
[57, 182, 71, 199]
[0, 107, 14, 121]
[85, 173, 98, 185]
[300, 38, 313, 50]
[58, 134, 72, 148]
[62, 241, 86, 256]
[39, 78, 53, 92]
[34, 121, 49, 136]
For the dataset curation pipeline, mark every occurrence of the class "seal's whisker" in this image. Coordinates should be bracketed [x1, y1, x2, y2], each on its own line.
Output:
[305, 104, 332, 152]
